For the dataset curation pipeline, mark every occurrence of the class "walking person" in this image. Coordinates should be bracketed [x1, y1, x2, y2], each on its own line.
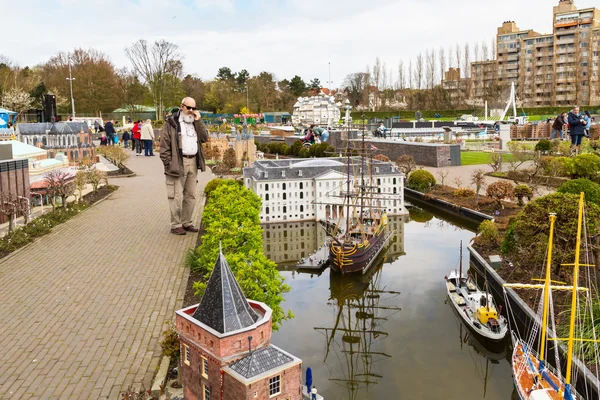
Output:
[141, 119, 155, 156]
[584, 111, 592, 137]
[122, 130, 131, 149]
[159, 97, 209, 235]
[104, 120, 115, 146]
[551, 112, 567, 140]
[567, 106, 586, 153]
[93, 120, 99, 134]
[132, 120, 142, 156]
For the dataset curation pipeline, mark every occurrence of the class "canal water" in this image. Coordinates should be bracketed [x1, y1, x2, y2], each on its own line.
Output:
[265, 209, 515, 400]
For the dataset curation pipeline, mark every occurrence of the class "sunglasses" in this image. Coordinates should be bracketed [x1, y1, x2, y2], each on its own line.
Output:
[182, 104, 197, 111]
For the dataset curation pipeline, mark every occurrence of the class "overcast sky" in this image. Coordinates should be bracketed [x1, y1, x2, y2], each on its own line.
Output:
[4, 0, 596, 87]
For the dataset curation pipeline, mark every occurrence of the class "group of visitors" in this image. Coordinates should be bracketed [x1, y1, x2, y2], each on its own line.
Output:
[301, 124, 330, 145]
[98, 119, 155, 156]
[550, 106, 595, 151]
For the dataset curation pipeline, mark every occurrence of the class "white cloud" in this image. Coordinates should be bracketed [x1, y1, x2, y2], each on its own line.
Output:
[3, 0, 598, 90]
[195, 0, 235, 13]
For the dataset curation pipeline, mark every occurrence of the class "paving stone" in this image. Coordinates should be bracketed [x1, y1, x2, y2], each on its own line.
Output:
[0, 155, 213, 399]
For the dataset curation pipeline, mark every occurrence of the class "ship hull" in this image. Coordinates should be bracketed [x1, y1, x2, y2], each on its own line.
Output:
[329, 228, 391, 274]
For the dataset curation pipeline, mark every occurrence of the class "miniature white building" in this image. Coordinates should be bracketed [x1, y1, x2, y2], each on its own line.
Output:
[243, 158, 407, 224]
[292, 93, 342, 128]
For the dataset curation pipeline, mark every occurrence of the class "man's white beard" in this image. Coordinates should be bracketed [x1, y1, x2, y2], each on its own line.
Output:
[181, 113, 195, 124]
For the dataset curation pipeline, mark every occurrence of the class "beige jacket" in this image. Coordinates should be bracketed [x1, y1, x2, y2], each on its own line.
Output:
[141, 123, 155, 140]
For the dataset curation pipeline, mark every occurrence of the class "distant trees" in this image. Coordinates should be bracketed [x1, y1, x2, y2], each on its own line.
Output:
[125, 39, 182, 119]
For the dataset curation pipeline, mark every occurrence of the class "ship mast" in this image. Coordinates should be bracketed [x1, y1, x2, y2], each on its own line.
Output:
[360, 115, 366, 219]
[538, 213, 556, 373]
[344, 100, 352, 236]
[564, 193, 586, 399]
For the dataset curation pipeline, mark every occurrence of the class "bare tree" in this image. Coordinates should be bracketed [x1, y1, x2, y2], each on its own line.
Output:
[473, 42, 481, 62]
[125, 39, 182, 120]
[453, 176, 464, 189]
[408, 60, 414, 89]
[436, 170, 450, 186]
[372, 57, 382, 90]
[415, 53, 424, 90]
[482, 41, 489, 61]
[471, 169, 486, 205]
[397, 60, 406, 90]
[0, 193, 18, 233]
[447, 46, 454, 68]
[425, 49, 436, 89]
[463, 43, 471, 78]
[439, 47, 446, 83]
[455, 43, 463, 78]
[490, 38, 497, 60]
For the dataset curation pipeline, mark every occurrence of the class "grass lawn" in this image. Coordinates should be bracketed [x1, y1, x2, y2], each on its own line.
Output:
[461, 151, 515, 165]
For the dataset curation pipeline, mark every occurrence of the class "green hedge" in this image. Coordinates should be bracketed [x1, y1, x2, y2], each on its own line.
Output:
[188, 179, 292, 330]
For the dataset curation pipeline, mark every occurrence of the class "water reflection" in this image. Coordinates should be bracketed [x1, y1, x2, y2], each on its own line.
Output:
[450, 302, 508, 399]
[269, 210, 514, 399]
[315, 257, 401, 400]
[262, 215, 408, 267]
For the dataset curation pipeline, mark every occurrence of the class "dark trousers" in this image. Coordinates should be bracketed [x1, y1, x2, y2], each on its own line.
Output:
[143, 140, 153, 156]
[123, 139, 129, 149]
[571, 134, 583, 146]
[135, 138, 142, 154]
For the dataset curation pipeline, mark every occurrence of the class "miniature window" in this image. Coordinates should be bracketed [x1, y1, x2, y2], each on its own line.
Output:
[202, 356, 209, 379]
[269, 375, 281, 396]
[203, 384, 210, 400]
[183, 344, 190, 366]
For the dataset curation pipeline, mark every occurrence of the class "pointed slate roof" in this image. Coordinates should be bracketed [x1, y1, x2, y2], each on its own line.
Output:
[228, 345, 294, 379]
[192, 249, 259, 334]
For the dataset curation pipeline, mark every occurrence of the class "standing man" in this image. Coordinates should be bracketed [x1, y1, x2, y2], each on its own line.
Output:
[567, 106, 586, 153]
[160, 97, 209, 235]
[141, 119, 155, 156]
[104, 120, 115, 146]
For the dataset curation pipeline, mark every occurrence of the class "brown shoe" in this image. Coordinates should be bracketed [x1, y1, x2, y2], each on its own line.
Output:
[183, 225, 199, 233]
[171, 227, 186, 235]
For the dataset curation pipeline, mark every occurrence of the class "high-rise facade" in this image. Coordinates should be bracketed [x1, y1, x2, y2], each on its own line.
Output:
[443, 0, 600, 107]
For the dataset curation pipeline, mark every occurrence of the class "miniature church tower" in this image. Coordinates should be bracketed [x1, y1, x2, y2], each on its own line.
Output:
[176, 249, 302, 400]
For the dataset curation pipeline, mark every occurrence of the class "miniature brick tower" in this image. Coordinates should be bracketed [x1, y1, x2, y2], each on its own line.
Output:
[176, 249, 302, 400]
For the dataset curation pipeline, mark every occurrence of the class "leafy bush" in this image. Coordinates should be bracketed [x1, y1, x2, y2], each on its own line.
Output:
[0, 203, 88, 257]
[476, 220, 500, 247]
[557, 178, 600, 204]
[535, 139, 552, 153]
[486, 181, 515, 209]
[408, 169, 436, 191]
[572, 153, 600, 179]
[501, 193, 600, 269]
[204, 178, 226, 195]
[189, 182, 291, 330]
[514, 184, 533, 206]
[543, 156, 575, 177]
[453, 188, 475, 197]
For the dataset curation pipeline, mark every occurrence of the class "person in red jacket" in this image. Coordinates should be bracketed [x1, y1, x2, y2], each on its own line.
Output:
[132, 121, 142, 156]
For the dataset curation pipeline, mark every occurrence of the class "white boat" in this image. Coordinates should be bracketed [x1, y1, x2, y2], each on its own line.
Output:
[445, 242, 508, 342]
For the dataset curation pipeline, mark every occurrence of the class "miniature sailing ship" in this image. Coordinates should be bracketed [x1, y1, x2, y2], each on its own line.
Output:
[320, 124, 396, 275]
[445, 241, 508, 341]
[314, 256, 401, 400]
[503, 193, 600, 400]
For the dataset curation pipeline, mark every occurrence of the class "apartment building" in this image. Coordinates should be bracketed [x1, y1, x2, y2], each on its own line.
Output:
[442, 0, 600, 107]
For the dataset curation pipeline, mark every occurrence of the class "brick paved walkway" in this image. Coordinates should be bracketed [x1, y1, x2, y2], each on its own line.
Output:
[0, 154, 212, 399]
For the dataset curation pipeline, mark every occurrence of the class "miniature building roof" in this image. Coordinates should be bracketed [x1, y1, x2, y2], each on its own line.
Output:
[17, 122, 90, 135]
[228, 345, 294, 379]
[192, 249, 259, 334]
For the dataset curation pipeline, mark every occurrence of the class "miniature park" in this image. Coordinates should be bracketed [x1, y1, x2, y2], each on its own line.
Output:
[3, 1, 600, 399]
